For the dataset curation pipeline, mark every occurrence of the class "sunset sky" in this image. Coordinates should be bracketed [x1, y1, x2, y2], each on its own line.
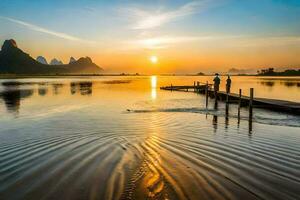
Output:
[0, 0, 300, 74]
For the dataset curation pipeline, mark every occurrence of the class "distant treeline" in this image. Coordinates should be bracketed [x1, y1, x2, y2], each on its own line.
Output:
[257, 68, 300, 76]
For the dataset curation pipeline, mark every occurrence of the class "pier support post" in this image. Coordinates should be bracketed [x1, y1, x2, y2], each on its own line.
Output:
[238, 89, 242, 124]
[247, 88, 254, 133]
[194, 81, 196, 92]
[214, 92, 218, 108]
[205, 81, 208, 108]
[214, 96, 218, 110]
[225, 103, 229, 129]
[249, 88, 253, 119]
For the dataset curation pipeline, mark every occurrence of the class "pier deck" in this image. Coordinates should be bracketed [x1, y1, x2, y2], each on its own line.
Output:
[160, 84, 300, 114]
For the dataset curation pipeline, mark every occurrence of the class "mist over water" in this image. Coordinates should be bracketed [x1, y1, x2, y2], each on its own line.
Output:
[0, 76, 299, 200]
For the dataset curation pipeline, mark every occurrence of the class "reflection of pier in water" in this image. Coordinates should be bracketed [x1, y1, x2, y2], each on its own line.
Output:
[212, 100, 253, 135]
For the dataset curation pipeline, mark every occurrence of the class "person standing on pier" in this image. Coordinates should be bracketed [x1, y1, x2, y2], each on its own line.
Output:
[213, 73, 220, 95]
[226, 75, 231, 93]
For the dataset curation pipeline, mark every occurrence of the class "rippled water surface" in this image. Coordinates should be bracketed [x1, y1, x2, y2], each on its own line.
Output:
[0, 76, 299, 200]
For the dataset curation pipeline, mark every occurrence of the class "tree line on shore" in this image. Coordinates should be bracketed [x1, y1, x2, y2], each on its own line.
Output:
[257, 68, 300, 76]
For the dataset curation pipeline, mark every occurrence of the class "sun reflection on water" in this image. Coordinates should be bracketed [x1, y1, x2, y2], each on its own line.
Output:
[151, 76, 157, 100]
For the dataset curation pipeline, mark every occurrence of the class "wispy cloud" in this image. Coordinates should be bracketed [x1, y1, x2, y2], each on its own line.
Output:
[136, 36, 203, 49]
[130, 35, 243, 50]
[0, 16, 95, 44]
[135, 35, 300, 50]
[119, 0, 217, 29]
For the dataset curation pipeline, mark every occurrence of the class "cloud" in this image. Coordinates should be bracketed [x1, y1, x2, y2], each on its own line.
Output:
[119, 0, 216, 29]
[131, 35, 245, 49]
[123, 35, 227, 50]
[136, 35, 300, 50]
[0, 16, 95, 44]
[118, 34, 300, 52]
[137, 36, 202, 49]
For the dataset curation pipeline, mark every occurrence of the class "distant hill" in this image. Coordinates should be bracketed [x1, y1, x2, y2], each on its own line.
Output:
[69, 57, 76, 64]
[0, 39, 103, 74]
[36, 56, 48, 64]
[228, 68, 246, 74]
[50, 58, 63, 65]
[227, 68, 256, 75]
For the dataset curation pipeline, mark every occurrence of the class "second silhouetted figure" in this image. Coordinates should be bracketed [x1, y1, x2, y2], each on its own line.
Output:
[226, 75, 231, 93]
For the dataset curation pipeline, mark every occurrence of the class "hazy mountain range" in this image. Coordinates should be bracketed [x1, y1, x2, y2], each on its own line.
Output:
[227, 68, 256, 75]
[0, 39, 103, 74]
[49, 58, 63, 65]
[36, 56, 48, 65]
[37, 56, 77, 65]
[69, 57, 76, 64]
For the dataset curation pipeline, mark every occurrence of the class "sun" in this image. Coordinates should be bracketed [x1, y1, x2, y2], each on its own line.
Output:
[150, 55, 158, 64]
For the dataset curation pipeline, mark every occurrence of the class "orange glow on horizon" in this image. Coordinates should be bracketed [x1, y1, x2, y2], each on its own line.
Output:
[14, 37, 300, 74]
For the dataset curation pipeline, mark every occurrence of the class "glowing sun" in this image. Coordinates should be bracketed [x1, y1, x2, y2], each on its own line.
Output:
[150, 55, 158, 64]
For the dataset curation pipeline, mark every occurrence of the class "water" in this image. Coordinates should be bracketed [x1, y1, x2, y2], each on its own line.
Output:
[0, 76, 299, 200]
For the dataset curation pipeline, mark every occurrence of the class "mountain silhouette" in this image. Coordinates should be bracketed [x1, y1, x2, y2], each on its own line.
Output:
[36, 56, 48, 64]
[50, 58, 63, 65]
[0, 39, 103, 74]
[69, 57, 76, 64]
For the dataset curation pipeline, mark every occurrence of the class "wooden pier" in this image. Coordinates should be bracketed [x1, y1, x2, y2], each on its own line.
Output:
[160, 83, 300, 115]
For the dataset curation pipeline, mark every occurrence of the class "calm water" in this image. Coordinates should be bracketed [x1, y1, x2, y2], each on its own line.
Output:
[0, 76, 299, 200]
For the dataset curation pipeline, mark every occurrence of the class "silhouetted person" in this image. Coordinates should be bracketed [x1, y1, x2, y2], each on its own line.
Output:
[213, 73, 220, 95]
[226, 75, 231, 93]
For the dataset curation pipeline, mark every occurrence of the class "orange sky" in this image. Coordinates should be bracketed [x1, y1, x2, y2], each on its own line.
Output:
[20, 37, 300, 74]
[1, 0, 300, 74]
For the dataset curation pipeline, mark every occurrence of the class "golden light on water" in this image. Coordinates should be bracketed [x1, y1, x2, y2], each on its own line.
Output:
[151, 76, 157, 88]
[151, 89, 157, 100]
[151, 76, 157, 100]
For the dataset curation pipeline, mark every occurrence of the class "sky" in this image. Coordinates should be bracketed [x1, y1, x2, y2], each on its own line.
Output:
[0, 0, 300, 74]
